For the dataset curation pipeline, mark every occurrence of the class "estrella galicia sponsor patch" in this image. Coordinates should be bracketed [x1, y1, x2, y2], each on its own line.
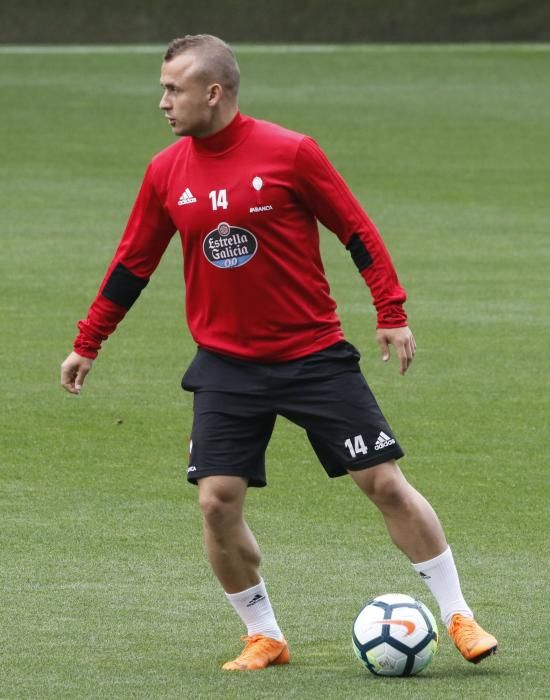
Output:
[203, 222, 258, 269]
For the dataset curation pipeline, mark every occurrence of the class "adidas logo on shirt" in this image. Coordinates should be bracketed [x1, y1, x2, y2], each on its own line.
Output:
[178, 188, 197, 206]
[374, 431, 396, 451]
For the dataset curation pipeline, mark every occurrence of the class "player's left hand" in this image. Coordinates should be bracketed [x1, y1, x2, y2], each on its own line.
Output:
[376, 326, 416, 375]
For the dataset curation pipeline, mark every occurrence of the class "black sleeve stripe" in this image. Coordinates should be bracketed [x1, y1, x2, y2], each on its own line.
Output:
[101, 262, 149, 310]
[346, 233, 373, 272]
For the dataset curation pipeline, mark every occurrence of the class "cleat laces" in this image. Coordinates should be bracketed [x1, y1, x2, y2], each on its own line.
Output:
[237, 634, 267, 660]
[449, 616, 479, 649]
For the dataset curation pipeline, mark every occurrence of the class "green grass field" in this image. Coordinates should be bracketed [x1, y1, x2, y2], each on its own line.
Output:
[1, 44, 549, 699]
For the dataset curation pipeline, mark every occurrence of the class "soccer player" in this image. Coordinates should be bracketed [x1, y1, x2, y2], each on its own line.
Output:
[60, 35, 498, 671]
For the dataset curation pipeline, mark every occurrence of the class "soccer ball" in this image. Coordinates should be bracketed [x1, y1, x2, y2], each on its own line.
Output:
[352, 593, 438, 676]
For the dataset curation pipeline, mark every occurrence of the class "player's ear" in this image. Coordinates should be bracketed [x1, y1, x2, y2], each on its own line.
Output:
[207, 83, 223, 106]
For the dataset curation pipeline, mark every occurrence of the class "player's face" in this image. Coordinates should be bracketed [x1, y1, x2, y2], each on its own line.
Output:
[159, 53, 216, 137]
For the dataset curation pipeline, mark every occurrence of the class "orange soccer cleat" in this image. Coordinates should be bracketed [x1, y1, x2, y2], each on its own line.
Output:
[222, 634, 290, 671]
[448, 614, 498, 664]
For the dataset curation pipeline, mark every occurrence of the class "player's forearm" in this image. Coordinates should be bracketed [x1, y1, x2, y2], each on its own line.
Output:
[330, 190, 408, 326]
[348, 230, 408, 328]
[73, 259, 153, 357]
[362, 271, 408, 328]
[73, 294, 129, 358]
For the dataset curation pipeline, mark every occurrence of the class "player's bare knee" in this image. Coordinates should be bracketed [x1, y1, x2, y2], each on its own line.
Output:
[357, 465, 411, 510]
[370, 480, 400, 507]
[198, 485, 245, 531]
[376, 480, 413, 512]
[199, 493, 232, 527]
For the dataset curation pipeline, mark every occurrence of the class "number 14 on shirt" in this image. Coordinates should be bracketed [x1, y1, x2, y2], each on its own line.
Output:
[209, 189, 228, 210]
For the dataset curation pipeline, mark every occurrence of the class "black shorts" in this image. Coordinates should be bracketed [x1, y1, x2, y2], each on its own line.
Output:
[181, 341, 404, 487]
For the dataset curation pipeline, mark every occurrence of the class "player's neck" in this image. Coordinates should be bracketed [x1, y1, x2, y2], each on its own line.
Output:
[192, 110, 251, 156]
[197, 104, 239, 139]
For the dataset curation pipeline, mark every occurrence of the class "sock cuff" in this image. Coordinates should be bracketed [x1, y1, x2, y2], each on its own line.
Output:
[411, 546, 451, 572]
[225, 578, 264, 603]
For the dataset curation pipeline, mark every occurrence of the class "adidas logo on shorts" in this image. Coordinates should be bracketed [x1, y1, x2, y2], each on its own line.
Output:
[374, 431, 396, 451]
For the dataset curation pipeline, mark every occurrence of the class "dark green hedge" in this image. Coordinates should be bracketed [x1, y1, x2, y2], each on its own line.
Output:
[1, 0, 549, 43]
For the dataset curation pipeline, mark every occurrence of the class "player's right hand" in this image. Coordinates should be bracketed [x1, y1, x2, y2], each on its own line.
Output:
[60, 351, 95, 394]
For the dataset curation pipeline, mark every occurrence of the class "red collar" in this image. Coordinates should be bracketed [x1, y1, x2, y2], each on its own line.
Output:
[192, 112, 253, 156]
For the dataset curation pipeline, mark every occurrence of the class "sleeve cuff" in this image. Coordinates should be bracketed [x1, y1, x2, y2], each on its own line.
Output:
[74, 336, 100, 359]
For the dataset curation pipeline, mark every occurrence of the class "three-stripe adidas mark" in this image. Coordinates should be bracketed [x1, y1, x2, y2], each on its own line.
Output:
[246, 594, 265, 607]
[374, 431, 396, 451]
[178, 188, 197, 205]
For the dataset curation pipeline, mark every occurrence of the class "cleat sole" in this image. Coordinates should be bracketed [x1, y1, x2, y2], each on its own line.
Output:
[471, 644, 498, 665]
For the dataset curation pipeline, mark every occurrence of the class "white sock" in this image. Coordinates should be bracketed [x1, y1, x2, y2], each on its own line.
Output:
[225, 578, 283, 641]
[412, 546, 474, 628]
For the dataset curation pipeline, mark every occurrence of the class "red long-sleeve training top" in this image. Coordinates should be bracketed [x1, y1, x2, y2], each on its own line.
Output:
[74, 113, 407, 362]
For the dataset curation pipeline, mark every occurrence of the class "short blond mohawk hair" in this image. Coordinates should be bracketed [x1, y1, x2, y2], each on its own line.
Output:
[164, 34, 240, 97]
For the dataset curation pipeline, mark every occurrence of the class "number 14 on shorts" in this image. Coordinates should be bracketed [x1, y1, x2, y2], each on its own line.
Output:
[344, 434, 368, 458]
